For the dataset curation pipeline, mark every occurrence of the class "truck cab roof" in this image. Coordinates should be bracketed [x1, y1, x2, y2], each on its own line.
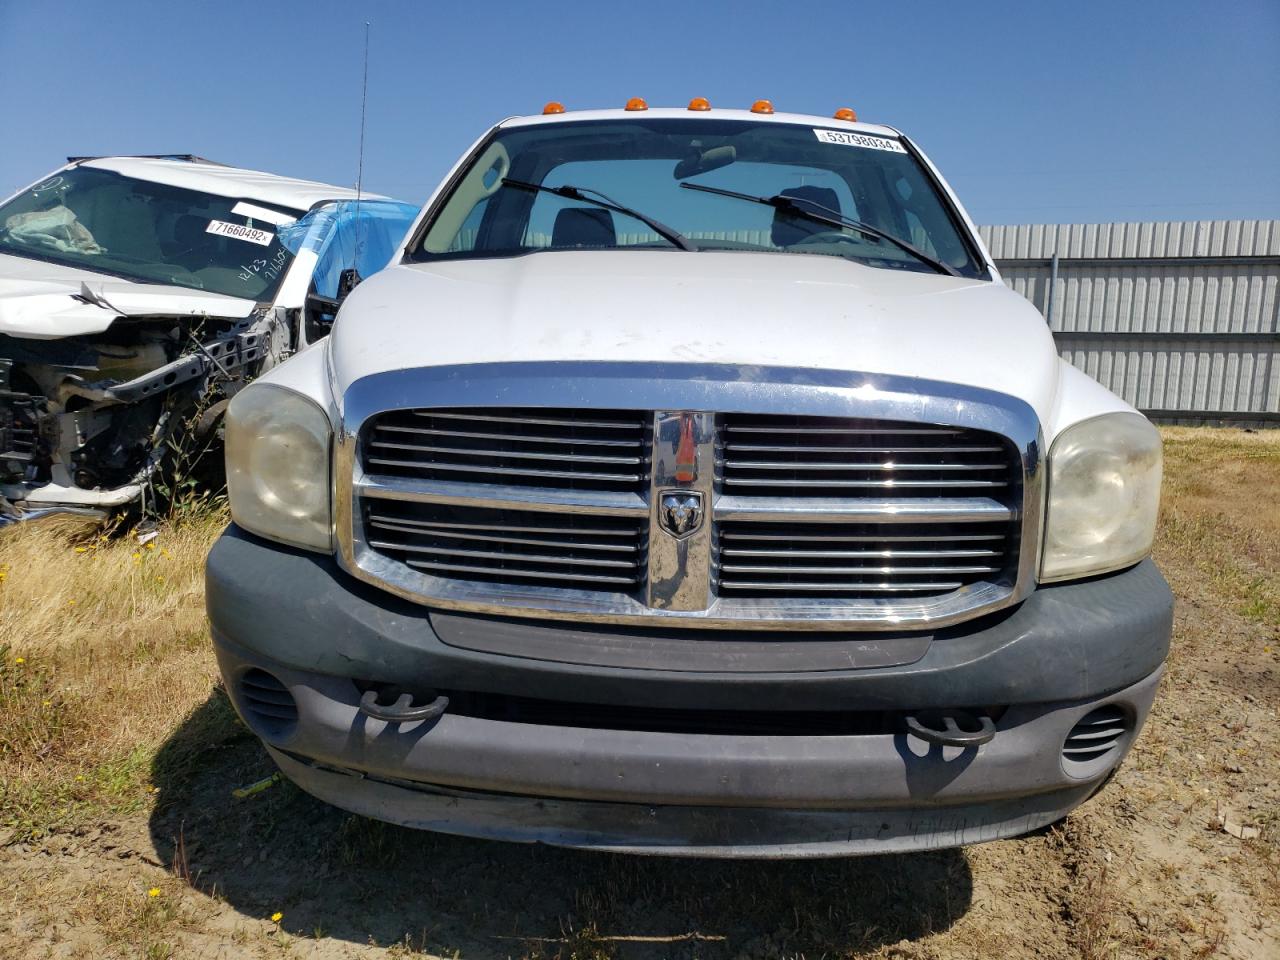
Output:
[498, 105, 903, 140]
[72, 156, 383, 213]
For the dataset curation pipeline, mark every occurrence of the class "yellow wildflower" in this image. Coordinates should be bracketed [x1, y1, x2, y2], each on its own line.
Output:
[42, 700, 51, 707]
[14, 657, 24, 665]
[131, 552, 141, 560]
[74, 546, 88, 554]
[75, 775, 85, 782]
[270, 911, 283, 923]
[146, 542, 156, 551]
[67, 599, 76, 606]
[148, 888, 161, 898]
[155, 576, 165, 583]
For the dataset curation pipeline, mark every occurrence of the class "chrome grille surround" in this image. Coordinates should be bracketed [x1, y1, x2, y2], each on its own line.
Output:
[336, 362, 1044, 631]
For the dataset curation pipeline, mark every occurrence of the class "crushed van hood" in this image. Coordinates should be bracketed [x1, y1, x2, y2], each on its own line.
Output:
[330, 251, 1061, 426]
[0, 252, 256, 338]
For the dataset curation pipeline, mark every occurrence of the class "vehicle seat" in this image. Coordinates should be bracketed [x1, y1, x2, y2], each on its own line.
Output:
[771, 186, 841, 247]
[551, 207, 616, 248]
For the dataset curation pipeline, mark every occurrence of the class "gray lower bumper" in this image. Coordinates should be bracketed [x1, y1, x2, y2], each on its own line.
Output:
[209, 527, 1171, 856]
[216, 632, 1161, 854]
[269, 748, 1107, 858]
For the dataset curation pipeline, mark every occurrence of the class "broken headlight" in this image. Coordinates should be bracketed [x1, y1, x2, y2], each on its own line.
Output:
[225, 384, 332, 552]
[1040, 412, 1162, 582]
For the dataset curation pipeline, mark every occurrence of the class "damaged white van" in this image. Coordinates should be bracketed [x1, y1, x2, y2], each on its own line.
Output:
[0, 155, 416, 523]
[209, 102, 1170, 857]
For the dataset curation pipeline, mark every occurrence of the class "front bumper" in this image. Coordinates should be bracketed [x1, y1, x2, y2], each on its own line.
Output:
[0, 493, 109, 528]
[209, 525, 1172, 856]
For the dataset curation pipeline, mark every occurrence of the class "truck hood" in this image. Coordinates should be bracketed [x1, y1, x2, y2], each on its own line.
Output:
[331, 251, 1061, 426]
[0, 252, 257, 339]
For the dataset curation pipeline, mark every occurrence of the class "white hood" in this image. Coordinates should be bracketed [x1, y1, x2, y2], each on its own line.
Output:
[330, 251, 1061, 426]
[0, 252, 256, 339]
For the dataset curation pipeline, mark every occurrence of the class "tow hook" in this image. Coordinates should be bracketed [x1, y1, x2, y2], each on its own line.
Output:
[358, 689, 449, 723]
[905, 712, 997, 747]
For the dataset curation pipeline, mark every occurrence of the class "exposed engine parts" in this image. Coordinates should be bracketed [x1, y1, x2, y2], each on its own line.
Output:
[0, 306, 289, 499]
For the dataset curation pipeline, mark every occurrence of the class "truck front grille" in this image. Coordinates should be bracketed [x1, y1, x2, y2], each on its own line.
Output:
[363, 500, 647, 591]
[347, 399, 1034, 630]
[364, 407, 649, 491]
[716, 519, 1014, 599]
[720, 414, 1013, 496]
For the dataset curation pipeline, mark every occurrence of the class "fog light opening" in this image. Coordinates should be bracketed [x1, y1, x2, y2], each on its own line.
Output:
[1062, 704, 1130, 776]
[239, 668, 298, 740]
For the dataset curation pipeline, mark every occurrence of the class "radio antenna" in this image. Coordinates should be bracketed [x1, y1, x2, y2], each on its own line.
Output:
[353, 20, 370, 270]
[355, 20, 370, 202]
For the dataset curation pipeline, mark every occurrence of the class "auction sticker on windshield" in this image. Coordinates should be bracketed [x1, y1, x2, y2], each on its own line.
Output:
[812, 129, 907, 153]
[206, 219, 274, 246]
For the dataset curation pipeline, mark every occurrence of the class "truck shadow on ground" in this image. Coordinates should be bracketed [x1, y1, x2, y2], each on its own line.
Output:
[148, 690, 974, 958]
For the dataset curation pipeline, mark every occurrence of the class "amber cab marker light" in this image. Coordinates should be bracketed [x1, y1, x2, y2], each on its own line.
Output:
[688, 97, 711, 111]
[625, 97, 649, 111]
[542, 101, 566, 115]
[750, 99, 774, 114]
[834, 107, 858, 122]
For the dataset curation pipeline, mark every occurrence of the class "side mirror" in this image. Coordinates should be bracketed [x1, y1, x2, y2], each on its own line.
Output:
[304, 268, 364, 338]
[337, 267, 362, 299]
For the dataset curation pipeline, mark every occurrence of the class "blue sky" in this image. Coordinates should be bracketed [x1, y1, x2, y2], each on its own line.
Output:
[1, 0, 1277, 224]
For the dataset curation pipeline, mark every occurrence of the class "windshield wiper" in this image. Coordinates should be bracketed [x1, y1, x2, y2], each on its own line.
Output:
[679, 182, 958, 277]
[502, 178, 697, 252]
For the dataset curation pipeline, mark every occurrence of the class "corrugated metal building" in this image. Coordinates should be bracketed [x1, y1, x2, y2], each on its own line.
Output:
[979, 220, 1280, 426]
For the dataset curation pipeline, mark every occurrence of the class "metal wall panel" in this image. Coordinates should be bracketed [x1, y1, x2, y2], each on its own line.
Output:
[980, 221, 1280, 425]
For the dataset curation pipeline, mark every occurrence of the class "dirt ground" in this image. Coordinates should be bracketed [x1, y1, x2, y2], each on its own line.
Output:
[1, 427, 1276, 959]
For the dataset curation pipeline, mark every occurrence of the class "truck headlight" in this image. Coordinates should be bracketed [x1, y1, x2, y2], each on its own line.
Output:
[1040, 412, 1161, 582]
[225, 384, 333, 552]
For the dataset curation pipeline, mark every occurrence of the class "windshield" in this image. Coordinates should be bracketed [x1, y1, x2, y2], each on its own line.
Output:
[0, 166, 305, 300]
[410, 118, 985, 278]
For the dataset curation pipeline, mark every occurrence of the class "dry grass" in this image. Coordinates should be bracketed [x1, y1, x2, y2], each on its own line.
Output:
[0, 428, 1276, 959]
[0, 509, 226, 842]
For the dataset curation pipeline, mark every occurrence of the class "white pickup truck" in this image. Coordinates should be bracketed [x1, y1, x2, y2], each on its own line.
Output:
[0, 156, 417, 522]
[208, 101, 1170, 857]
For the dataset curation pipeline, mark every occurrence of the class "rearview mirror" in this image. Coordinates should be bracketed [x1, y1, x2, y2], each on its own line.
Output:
[673, 145, 737, 180]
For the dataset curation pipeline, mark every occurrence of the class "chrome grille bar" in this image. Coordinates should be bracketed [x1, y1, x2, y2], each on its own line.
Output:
[373, 542, 639, 568]
[715, 496, 1012, 523]
[417, 411, 645, 429]
[721, 477, 1009, 488]
[725, 444, 1006, 454]
[357, 474, 648, 516]
[406, 559, 641, 585]
[368, 521, 637, 552]
[726, 460, 1008, 472]
[716, 580, 967, 592]
[721, 548, 1002, 558]
[720, 565, 1001, 575]
[724, 425, 963, 435]
[365, 457, 645, 483]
